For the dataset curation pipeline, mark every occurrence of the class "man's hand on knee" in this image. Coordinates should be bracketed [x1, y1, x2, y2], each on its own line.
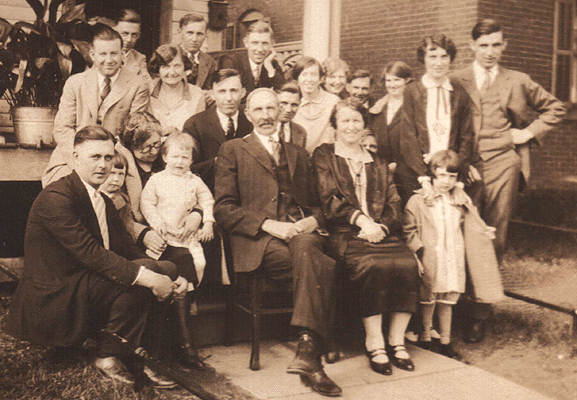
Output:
[294, 216, 318, 235]
[134, 268, 175, 301]
[261, 219, 299, 241]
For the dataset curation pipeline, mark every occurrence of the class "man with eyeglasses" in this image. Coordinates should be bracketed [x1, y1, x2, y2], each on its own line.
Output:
[43, 23, 150, 187]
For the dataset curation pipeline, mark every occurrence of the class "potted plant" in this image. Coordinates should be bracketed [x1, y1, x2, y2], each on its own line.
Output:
[0, 0, 91, 146]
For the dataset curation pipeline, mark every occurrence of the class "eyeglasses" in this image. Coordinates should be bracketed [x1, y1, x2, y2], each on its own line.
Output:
[139, 141, 162, 154]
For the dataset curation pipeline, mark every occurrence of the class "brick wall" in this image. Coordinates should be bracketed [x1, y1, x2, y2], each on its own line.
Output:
[226, 0, 304, 44]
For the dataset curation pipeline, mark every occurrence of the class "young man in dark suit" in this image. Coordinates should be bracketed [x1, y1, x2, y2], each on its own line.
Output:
[277, 81, 308, 149]
[177, 13, 217, 91]
[218, 21, 285, 99]
[6, 126, 183, 387]
[183, 69, 253, 191]
[214, 88, 340, 397]
[451, 19, 566, 343]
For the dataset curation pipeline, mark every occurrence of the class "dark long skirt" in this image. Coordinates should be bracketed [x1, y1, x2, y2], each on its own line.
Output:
[343, 236, 419, 318]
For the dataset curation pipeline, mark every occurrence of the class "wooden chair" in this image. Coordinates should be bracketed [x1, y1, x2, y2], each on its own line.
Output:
[225, 271, 293, 371]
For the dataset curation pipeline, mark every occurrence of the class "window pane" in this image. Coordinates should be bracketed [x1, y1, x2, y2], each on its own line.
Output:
[556, 54, 571, 101]
[225, 25, 234, 50]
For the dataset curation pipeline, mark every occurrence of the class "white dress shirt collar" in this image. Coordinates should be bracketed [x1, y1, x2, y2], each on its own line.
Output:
[254, 129, 281, 156]
[97, 69, 120, 90]
[473, 61, 499, 90]
[216, 108, 239, 132]
[421, 73, 453, 91]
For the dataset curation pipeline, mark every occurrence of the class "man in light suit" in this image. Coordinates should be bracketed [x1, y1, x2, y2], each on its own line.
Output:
[214, 89, 340, 397]
[43, 23, 149, 187]
[218, 21, 285, 101]
[7, 126, 182, 387]
[451, 19, 566, 342]
[114, 9, 149, 78]
[277, 81, 307, 149]
[184, 69, 253, 191]
[177, 13, 217, 91]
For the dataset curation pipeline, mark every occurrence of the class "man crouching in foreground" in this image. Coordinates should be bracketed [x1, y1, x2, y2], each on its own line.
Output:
[6, 126, 184, 388]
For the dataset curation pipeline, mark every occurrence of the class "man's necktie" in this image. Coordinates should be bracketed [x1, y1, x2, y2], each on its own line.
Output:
[480, 69, 492, 95]
[93, 191, 109, 249]
[269, 136, 281, 165]
[226, 117, 235, 140]
[190, 60, 199, 85]
[253, 64, 261, 86]
[100, 77, 111, 103]
[279, 122, 286, 142]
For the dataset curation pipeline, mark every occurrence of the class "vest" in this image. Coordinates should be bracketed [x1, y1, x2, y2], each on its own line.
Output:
[272, 144, 302, 222]
[477, 83, 515, 160]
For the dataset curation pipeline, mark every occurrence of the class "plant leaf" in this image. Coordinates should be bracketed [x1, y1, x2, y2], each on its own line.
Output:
[14, 59, 27, 93]
[57, 3, 86, 25]
[25, 0, 45, 21]
[0, 18, 13, 45]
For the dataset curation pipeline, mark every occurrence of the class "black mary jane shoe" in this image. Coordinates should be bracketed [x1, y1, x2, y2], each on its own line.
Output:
[366, 348, 392, 376]
[389, 345, 415, 371]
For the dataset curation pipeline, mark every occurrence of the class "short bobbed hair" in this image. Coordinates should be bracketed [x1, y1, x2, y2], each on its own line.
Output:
[428, 150, 461, 177]
[321, 58, 350, 79]
[329, 100, 369, 131]
[381, 61, 414, 83]
[119, 112, 162, 151]
[148, 44, 185, 77]
[472, 19, 503, 40]
[74, 125, 115, 147]
[416, 33, 457, 64]
[111, 151, 129, 170]
[292, 56, 324, 80]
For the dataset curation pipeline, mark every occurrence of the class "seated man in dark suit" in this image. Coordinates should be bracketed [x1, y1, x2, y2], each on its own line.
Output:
[184, 69, 253, 191]
[277, 81, 307, 149]
[6, 126, 184, 387]
[218, 21, 285, 100]
[214, 88, 341, 397]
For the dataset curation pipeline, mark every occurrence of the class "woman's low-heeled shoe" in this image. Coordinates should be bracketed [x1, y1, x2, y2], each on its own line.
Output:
[366, 348, 392, 375]
[390, 345, 415, 371]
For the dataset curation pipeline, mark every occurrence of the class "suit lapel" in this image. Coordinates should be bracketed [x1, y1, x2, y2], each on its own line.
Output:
[284, 141, 298, 179]
[415, 83, 430, 154]
[83, 69, 99, 121]
[495, 67, 513, 111]
[197, 52, 209, 88]
[236, 111, 253, 138]
[70, 171, 104, 246]
[207, 107, 228, 145]
[100, 69, 130, 114]
[242, 133, 275, 175]
[459, 65, 481, 111]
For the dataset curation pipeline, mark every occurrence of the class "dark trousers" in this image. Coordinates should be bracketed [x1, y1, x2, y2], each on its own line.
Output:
[85, 271, 153, 358]
[256, 233, 336, 340]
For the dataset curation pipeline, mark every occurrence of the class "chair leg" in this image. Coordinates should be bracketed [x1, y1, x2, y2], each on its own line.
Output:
[224, 285, 234, 346]
[249, 276, 263, 371]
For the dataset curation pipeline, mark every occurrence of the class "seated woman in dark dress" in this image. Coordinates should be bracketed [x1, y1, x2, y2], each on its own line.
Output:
[313, 101, 419, 375]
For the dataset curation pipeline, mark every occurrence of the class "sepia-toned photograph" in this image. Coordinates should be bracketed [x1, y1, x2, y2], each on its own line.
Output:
[0, 0, 576, 399]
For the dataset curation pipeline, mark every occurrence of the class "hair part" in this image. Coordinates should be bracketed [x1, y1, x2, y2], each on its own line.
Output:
[329, 100, 369, 130]
[148, 44, 184, 77]
[277, 80, 302, 98]
[472, 19, 503, 40]
[74, 125, 115, 147]
[92, 23, 123, 46]
[210, 68, 241, 87]
[179, 13, 206, 29]
[381, 60, 413, 82]
[417, 33, 457, 64]
[162, 131, 195, 156]
[292, 56, 324, 80]
[428, 150, 461, 177]
[116, 9, 141, 24]
[120, 111, 162, 150]
[245, 20, 273, 39]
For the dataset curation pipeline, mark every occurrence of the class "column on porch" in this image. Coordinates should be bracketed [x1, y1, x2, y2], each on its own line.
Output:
[302, 0, 341, 60]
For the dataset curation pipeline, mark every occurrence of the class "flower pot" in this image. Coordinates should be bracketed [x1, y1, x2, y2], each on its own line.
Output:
[12, 107, 57, 146]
